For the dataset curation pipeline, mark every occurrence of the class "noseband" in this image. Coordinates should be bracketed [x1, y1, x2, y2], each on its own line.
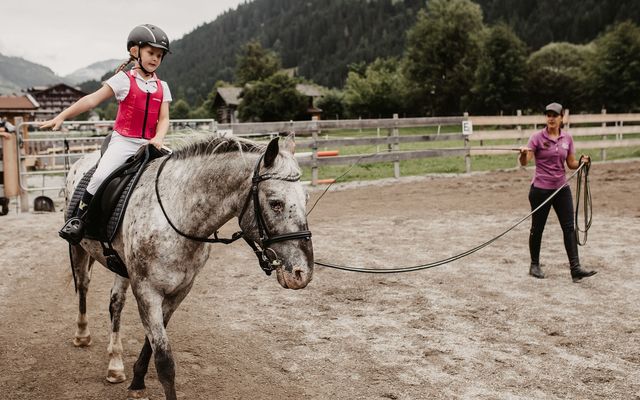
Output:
[155, 151, 311, 276]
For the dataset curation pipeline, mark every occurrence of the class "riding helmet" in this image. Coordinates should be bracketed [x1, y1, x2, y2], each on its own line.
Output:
[127, 24, 170, 54]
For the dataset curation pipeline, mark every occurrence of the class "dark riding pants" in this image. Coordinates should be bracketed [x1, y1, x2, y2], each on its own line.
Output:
[528, 185, 580, 268]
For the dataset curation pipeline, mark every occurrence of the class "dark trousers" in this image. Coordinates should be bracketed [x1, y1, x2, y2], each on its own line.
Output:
[528, 185, 580, 268]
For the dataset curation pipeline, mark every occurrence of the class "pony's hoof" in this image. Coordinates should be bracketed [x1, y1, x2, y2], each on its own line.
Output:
[106, 369, 126, 383]
[126, 389, 148, 400]
[73, 335, 92, 347]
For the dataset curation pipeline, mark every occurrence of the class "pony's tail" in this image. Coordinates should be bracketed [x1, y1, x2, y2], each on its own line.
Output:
[115, 55, 135, 74]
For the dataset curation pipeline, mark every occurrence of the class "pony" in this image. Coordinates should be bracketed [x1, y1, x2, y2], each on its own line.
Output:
[65, 135, 314, 400]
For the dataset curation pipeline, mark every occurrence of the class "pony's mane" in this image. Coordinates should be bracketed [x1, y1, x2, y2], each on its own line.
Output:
[171, 135, 264, 160]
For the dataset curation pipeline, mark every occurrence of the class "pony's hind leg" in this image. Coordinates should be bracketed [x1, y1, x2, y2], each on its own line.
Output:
[107, 274, 130, 384]
[70, 244, 94, 347]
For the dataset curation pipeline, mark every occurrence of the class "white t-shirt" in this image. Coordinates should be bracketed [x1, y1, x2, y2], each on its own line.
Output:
[105, 70, 172, 103]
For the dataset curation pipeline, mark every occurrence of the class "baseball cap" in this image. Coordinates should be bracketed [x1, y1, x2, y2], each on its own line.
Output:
[544, 102, 563, 115]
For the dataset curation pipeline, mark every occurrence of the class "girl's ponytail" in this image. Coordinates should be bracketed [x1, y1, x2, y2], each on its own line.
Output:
[115, 55, 135, 74]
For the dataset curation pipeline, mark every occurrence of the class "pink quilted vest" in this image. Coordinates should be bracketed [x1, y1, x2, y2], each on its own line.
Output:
[113, 71, 164, 140]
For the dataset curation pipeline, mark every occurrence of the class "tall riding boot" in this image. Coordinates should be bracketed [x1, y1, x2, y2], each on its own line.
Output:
[529, 230, 545, 278]
[59, 191, 93, 245]
[565, 231, 597, 282]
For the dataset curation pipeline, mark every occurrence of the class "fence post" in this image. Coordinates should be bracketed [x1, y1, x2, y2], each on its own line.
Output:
[463, 112, 471, 173]
[392, 113, 400, 178]
[14, 117, 29, 212]
[311, 123, 319, 186]
[601, 108, 607, 161]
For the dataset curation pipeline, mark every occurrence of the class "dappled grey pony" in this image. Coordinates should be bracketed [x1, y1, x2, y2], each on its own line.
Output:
[65, 135, 314, 400]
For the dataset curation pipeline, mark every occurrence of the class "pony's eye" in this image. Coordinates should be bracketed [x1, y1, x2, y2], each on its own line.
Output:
[269, 200, 284, 213]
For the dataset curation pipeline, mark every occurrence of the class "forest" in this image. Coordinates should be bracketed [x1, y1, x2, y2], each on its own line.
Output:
[82, 0, 640, 120]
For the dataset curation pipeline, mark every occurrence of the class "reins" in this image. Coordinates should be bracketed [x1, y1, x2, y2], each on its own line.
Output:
[575, 161, 592, 245]
[314, 162, 591, 274]
[155, 153, 244, 244]
[154, 149, 311, 276]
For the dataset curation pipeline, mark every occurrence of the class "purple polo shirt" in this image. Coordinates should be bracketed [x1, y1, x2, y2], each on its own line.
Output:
[528, 127, 575, 189]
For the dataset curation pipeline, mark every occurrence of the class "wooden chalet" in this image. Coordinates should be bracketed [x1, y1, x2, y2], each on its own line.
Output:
[26, 83, 86, 121]
[213, 84, 325, 123]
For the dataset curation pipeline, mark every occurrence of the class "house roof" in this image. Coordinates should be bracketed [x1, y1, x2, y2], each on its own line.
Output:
[27, 83, 86, 96]
[217, 87, 243, 106]
[0, 94, 39, 110]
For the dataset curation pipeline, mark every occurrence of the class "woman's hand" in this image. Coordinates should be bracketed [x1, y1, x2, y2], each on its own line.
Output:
[579, 154, 591, 166]
[40, 116, 65, 131]
[519, 147, 531, 166]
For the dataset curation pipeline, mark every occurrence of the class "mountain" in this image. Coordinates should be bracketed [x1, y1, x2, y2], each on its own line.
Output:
[160, 0, 424, 103]
[159, 0, 640, 104]
[0, 53, 62, 94]
[63, 59, 121, 85]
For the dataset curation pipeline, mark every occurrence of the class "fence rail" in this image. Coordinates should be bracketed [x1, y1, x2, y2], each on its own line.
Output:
[4, 111, 640, 212]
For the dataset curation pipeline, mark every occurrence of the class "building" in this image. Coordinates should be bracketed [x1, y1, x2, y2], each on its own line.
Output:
[213, 84, 324, 123]
[0, 94, 40, 124]
[26, 83, 86, 121]
[213, 87, 243, 124]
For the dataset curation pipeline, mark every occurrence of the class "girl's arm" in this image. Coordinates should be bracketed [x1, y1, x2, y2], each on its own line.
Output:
[40, 84, 115, 131]
[149, 102, 170, 149]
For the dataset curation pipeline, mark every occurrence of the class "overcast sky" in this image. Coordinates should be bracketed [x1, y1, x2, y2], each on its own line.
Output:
[2, 0, 248, 76]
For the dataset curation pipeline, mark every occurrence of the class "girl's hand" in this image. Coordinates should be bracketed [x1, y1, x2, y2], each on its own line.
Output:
[519, 146, 530, 156]
[40, 117, 64, 131]
[148, 137, 164, 150]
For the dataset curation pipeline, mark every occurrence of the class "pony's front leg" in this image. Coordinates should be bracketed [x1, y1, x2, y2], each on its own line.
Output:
[107, 274, 130, 384]
[70, 245, 94, 347]
[128, 290, 187, 400]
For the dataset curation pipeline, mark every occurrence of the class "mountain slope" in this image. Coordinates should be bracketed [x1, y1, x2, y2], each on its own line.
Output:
[63, 59, 121, 85]
[160, 0, 424, 102]
[0, 53, 62, 94]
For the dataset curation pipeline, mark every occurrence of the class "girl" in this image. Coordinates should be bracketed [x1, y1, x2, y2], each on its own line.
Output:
[41, 24, 172, 244]
[519, 102, 596, 282]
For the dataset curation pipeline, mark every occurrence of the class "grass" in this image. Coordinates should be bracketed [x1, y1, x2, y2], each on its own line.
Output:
[303, 127, 640, 183]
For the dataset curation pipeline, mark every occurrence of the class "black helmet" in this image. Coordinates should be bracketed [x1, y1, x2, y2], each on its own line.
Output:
[127, 24, 170, 54]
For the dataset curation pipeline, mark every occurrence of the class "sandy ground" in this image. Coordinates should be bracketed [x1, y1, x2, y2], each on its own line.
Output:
[1, 160, 639, 400]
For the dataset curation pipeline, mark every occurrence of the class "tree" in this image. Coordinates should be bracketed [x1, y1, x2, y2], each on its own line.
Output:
[469, 24, 527, 115]
[235, 40, 281, 86]
[238, 73, 307, 122]
[171, 99, 191, 120]
[586, 21, 640, 112]
[317, 89, 346, 120]
[402, 0, 484, 116]
[343, 57, 407, 118]
[526, 42, 593, 113]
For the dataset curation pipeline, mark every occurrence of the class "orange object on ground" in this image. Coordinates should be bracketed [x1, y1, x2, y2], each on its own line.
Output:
[316, 178, 336, 185]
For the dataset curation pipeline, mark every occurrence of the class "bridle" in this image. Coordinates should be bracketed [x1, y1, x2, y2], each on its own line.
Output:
[155, 151, 312, 276]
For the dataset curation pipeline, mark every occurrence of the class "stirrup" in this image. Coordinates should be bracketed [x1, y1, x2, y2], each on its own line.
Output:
[59, 217, 86, 245]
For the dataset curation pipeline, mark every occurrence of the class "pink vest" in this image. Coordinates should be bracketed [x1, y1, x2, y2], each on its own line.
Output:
[113, 71, 164, 140]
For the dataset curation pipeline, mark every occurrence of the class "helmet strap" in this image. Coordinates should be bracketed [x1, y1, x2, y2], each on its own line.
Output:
[136, 55, 153, 77]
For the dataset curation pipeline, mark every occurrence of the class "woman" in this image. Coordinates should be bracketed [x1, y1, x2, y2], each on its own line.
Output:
[519, 102, 596, 282]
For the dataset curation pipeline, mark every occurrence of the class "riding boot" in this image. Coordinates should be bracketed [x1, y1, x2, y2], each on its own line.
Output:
[565, 231, 597, 282]
[59, 191, 93, 245]
[529, 263, 545, 279]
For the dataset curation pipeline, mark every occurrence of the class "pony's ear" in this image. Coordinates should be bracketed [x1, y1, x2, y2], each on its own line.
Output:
[282, 134, 296, 154]
[264, 137, 280, 168]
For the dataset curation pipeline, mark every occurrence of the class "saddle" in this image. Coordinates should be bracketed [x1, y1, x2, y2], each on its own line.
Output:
[66, 135, 169, 277]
